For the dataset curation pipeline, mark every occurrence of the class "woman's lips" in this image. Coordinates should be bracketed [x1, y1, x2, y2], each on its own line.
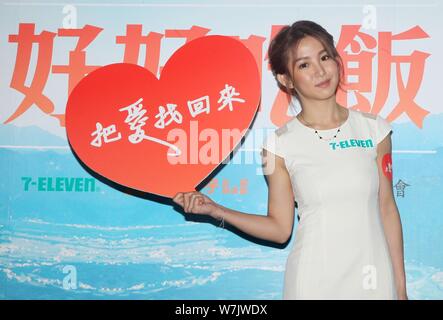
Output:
[315, 79, 331, 88]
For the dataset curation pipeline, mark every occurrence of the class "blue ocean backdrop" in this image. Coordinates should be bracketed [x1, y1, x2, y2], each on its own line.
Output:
[1, 113, 443, 299]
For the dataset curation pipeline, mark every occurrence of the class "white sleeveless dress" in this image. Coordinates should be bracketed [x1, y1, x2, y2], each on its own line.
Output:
[262, 108, 397, 300]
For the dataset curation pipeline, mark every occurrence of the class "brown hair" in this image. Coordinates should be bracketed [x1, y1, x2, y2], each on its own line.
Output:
[268, 20, 345, 99]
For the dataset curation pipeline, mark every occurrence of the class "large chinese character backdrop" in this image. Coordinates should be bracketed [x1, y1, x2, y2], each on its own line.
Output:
[1, 0, 442, 299]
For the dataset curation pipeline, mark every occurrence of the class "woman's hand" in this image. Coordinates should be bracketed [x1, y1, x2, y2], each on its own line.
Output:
[172, 191, 221, 219]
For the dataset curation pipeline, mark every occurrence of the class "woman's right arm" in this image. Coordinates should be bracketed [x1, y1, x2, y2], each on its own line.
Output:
[172, 148, 295, 244]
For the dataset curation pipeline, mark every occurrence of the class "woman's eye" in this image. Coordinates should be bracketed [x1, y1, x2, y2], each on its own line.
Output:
[298, 63, 308, 69]
[321, 54, 330, 61]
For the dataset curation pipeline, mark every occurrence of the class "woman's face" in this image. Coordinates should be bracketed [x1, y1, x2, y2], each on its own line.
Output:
[280, 35, 340, 101]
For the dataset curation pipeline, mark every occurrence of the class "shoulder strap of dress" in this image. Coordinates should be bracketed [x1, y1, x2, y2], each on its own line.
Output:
[275, 123, 289, 136]
[360, 111, 377, 120]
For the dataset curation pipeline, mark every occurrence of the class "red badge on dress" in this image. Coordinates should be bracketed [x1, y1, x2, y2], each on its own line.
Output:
[382, 153, 393, 181]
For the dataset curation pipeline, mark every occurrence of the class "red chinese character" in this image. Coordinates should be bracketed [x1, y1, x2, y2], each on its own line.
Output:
[335, 25, 377, 112]
[116, 24, 163, 76]
[337, 25, 430, 128]
[6, 23, 56, 124]
[52, 24, 103, 126]
[376, 26, 430, 128]
[7, 23, 102, 127]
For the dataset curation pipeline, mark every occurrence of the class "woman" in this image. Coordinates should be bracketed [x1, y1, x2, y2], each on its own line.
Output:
[172, 20, 407, 300]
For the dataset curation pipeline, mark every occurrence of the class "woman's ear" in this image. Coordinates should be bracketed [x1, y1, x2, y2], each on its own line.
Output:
[276, 73, 294, 90]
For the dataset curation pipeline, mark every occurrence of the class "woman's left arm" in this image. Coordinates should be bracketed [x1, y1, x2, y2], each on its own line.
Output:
[376, 133, 408, 300]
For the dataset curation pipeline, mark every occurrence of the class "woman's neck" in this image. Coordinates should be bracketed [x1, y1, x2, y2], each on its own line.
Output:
[297, 97, 347, 129]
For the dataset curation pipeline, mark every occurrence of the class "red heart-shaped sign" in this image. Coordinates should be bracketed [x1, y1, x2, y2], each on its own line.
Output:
[66, 35, 261, 198]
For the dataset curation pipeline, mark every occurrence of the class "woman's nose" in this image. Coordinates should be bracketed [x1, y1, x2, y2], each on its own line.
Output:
[315, 63, 326, 76]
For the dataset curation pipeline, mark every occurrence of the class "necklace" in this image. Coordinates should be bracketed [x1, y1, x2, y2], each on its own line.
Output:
[298, 111, 344, 141]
